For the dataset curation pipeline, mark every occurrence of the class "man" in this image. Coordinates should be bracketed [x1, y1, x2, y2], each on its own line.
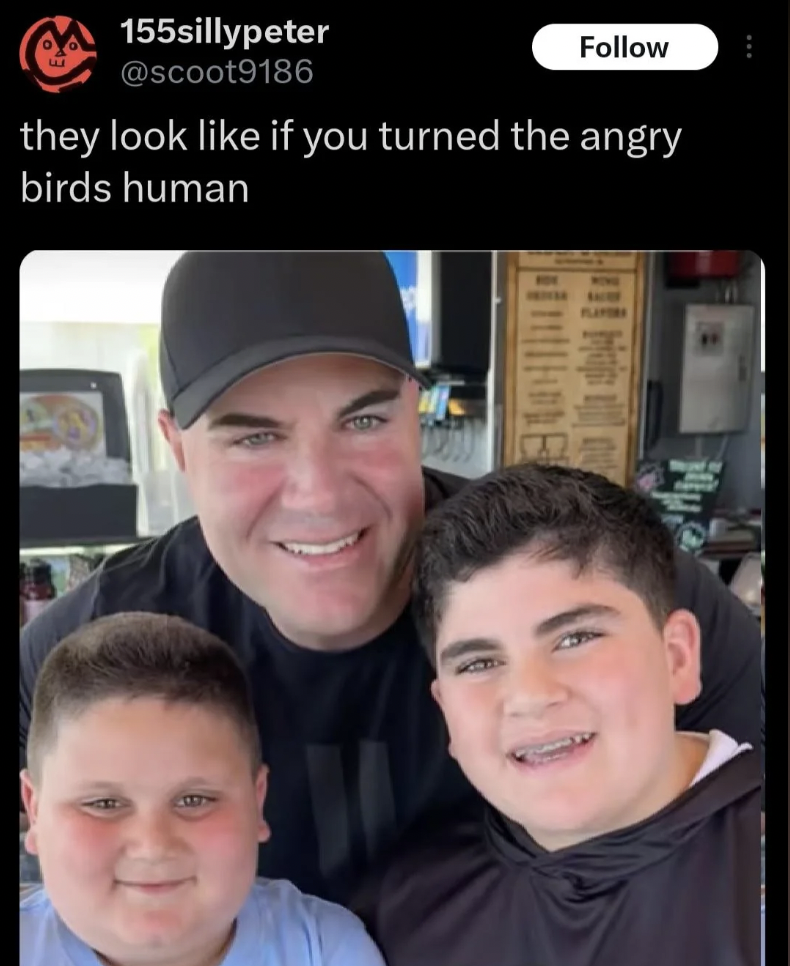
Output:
[19, 250, 762, 906]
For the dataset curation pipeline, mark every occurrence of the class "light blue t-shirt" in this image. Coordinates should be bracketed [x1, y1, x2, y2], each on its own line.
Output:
[20, 878, 385, 966]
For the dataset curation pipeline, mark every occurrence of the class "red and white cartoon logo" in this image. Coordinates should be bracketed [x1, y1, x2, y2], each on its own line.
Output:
[20, 16, 97, 93]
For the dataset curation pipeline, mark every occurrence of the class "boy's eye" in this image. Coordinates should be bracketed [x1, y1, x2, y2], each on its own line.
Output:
[83, 798, 122, 811]
[555, 630, 601, 650]
[176, 794, 215, 809]
[456, 657, 502, 674]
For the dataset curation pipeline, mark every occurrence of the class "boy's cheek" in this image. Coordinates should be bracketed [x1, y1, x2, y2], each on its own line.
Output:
[35, 802, 260, 869]
[441, 692, 496, 756]
[189, 807, 262, 860]
[38, 808, 119, 865]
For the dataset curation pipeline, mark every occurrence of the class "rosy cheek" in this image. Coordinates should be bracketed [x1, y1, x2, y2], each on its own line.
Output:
[46, 810, 120, 868]
[445, 685, 495, 737]
[229, 461, 280, 493]
[199, 456, 280, 515]
[362, 461, 415, 504]
[573, 648, 639, 709]
[182, 809, 254, 858]
[357, 436, 416, 472]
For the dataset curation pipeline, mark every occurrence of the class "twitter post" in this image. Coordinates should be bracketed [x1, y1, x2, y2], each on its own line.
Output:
[15, 10, 778, 966]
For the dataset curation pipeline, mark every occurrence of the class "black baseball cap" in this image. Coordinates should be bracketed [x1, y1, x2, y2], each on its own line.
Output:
[160, 250, 431, 429]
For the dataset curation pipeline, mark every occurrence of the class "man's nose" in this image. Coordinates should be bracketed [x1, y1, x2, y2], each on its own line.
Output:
[280, 437, 346, 513]
[501, 656, 570, 718]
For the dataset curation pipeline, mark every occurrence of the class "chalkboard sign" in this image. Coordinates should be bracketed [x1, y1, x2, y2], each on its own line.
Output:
[633, 458, 725, 554]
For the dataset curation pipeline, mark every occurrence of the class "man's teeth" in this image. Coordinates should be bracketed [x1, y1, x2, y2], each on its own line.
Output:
[281, 532, 361, 556]
[512, 733, 594, 760]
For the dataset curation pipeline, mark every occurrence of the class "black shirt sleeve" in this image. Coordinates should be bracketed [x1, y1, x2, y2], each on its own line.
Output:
[672, 549, 761, 753]
[19, 574, 99, 774]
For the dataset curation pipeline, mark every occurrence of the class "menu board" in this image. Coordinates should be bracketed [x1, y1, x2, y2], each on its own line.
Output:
[633, 458, 725, 554]
[503, 252, 644, 485]
[517, 251, 639, 271]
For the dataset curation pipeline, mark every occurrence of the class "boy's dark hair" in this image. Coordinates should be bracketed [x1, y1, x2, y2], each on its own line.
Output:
[412, 463, 677, 663]
[27, 612, 261, 781]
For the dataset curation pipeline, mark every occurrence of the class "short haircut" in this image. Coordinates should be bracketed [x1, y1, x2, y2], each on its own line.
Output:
[412, 463, 677, 662]
[27, 612, 261, 781]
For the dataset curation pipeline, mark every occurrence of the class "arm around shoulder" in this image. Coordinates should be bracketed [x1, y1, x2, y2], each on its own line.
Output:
[673, 549, 762, 751]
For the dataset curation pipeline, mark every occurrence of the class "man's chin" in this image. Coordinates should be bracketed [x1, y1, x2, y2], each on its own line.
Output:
[269, 597, 382, 649]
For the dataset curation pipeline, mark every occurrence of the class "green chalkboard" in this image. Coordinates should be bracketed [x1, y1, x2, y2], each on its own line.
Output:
[633, 458, 725, 554]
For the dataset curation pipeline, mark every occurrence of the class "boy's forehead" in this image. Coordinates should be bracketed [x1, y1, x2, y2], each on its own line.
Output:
[438, 557, 643, 634]
[445, 554, 624, 600]
[41, 696, 247, 771]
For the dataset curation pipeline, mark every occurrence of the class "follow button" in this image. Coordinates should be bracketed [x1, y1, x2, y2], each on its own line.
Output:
[532, 24, 719, 70]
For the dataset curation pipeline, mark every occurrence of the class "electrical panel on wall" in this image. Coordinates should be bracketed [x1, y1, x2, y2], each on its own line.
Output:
[677, 304, 755, 434]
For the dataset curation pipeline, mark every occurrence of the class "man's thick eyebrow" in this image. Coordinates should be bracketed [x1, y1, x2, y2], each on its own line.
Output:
[438, 637, 501, 668]
[206, 386, 403, 432]
[535, 604, 621, 636]
[207, 412, 282, 431]
[336, 386, 402, 420]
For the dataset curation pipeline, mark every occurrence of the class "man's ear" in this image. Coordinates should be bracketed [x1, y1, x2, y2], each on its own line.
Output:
[663, 609, 702, 706]
[157, 409, 185, 472]
[20, 770, 40, 856]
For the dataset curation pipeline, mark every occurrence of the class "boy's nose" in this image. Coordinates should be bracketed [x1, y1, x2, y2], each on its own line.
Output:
[501, 658, 571, 717]
[124, 812, 181, 860]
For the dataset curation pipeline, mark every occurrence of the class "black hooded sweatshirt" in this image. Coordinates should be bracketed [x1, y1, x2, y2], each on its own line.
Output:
[355, 749, 761, 966]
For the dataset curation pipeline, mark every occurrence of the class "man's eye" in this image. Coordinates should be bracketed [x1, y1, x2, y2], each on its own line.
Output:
[347, 415, 385, 432]
[235, 432, 277, 448]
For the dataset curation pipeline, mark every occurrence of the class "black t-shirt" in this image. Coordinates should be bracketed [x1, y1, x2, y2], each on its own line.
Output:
[18, 467, 762, 905]
[353, 750, 762, 966]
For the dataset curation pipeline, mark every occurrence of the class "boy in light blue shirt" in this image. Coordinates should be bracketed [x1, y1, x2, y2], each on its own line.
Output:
[20, 612, 385, 966]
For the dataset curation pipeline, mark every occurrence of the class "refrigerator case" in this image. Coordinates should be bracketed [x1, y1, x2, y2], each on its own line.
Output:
[20, 369, 138, 546]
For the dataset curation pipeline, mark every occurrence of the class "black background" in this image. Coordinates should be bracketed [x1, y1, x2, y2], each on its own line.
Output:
[11, 4, 787, 951]
[8, 8, 783, 248]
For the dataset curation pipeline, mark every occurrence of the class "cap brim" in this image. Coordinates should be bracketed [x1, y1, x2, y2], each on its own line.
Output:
[171, 336, 432, 428]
